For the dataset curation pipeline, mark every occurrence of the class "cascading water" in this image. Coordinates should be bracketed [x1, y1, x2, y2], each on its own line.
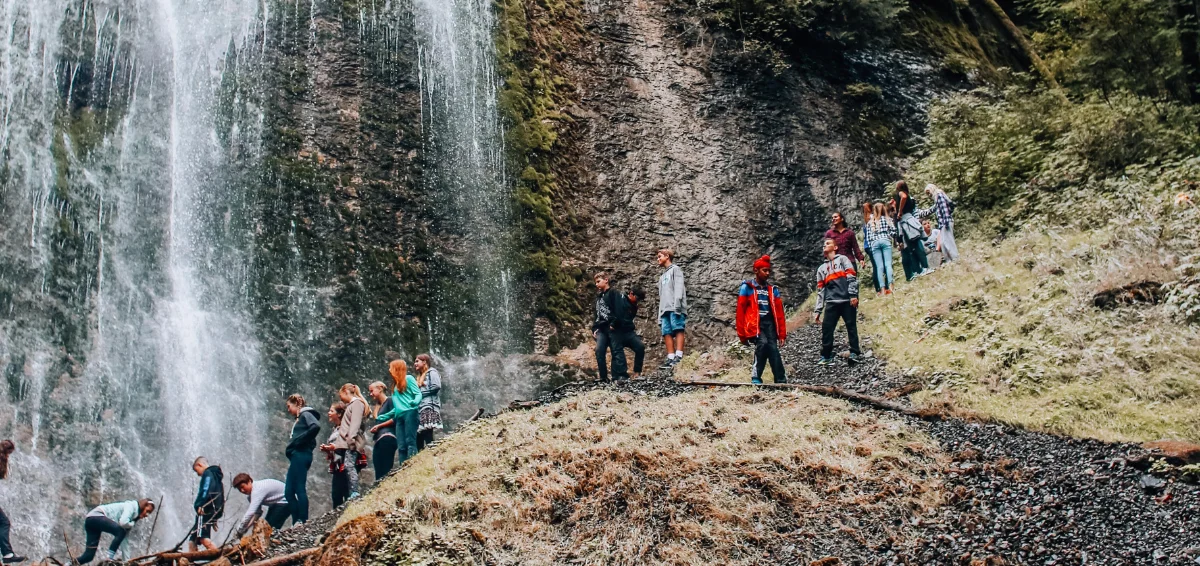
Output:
[0, 0, 265, 553]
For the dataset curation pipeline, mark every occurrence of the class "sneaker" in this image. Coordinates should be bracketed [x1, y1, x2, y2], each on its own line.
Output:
[658, 358, 675, 370]
[817, 357, 834, 366]
[751, 378, 763, 385]
[349, 491, 360, 499]
[847, 353, 865, 365]
[2, 554, 27, 564]
[884, 289, 893, 295]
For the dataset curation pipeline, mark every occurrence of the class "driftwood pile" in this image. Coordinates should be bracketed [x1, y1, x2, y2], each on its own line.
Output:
[125, 522, 317, 566]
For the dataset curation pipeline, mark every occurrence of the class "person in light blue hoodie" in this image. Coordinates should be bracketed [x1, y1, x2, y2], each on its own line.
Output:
[77, 499, 155, 564]
[370, 360, 422, 465]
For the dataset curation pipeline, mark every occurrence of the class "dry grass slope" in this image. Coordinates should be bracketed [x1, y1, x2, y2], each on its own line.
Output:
[342, 388, 945, 565]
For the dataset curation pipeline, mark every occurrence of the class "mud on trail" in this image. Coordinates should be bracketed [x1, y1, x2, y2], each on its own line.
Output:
[253, 326, 1199, 565]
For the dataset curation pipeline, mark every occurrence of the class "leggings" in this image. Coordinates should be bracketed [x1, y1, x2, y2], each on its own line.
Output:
[78, 516, 126, 564]
[331, 469, 351, 507]
[0, 506, 12, 556]
[373, 435, 397, 480]
[285, 451, 312, 524]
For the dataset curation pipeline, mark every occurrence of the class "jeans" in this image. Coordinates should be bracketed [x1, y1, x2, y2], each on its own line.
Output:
[0, 506, 12, 555]
[395, 409, 419, 465]
[331, 468, 350, 507]
[594, 330, 625, 381]
[751, 327, 786, 384]
[866, 246, 881, 292]
[821, 302, 861, 358]
[264, 504, 291, 529]
[869, 240, 894, 290]
[285, 451, 312, 524]
[610, 329, 645, 378]
[78, 516, 126, 564]
[346, 449, 360, 495]
[373, 435, 397, 479]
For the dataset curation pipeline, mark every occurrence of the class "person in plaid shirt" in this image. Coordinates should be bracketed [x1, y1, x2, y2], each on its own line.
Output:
[863, 202, 897, 294]
[918, 184, 959, 262]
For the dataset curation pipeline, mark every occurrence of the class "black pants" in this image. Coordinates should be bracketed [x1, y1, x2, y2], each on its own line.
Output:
[821, 302, 861, 358]
[594, 330, 626, 381]
[417, 429, 435, 451]
[78, 516, 126, 564]
[610, 329, 645, 378]
[332, 468, 351, 507]
[751, 329, 786, 384]
[900, 238, 929, 280]
[264, 504, 291, 529]
[373, 435, 397, 480]
[285, 451, 312, 524]
[0, 506, 13, 555]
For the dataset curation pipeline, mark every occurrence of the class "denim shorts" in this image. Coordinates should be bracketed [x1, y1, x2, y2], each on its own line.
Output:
[660, 312, 687, 336]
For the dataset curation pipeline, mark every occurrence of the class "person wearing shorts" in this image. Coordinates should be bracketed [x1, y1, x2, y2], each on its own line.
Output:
[656, 249, 688, 369]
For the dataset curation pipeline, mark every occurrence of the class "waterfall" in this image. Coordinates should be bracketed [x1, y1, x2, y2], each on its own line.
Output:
[0, 0, 265, 553]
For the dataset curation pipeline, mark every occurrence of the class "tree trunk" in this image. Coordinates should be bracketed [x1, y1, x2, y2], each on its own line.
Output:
[976, 0, 1063, 92]
[1177, 0, 1200, 103]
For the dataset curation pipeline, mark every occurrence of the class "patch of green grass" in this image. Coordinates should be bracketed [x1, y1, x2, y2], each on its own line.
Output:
[861, 222, 1200, 443]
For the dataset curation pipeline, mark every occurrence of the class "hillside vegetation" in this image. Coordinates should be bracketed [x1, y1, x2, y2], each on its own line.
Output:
[863, 0, 1200, 443]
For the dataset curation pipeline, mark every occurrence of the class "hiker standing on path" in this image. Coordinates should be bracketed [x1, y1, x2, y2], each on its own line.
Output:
[336, 384, 370, 499]
[76, 499, 155, 564]
[414, 354, 444, 451]
[736, 255, 789, 384]
[368, 381, 397, 480]
[894, 181, 931, 280]
[284, 394, 321, 526]
[189, 457, 225, 551]
[370, 360, 422, 466]
[610, 287, 647, 380]
[825, 212, 866, 269]
[320, 403, 352, 507]
[657, 249, 688, 369]
[864, 202, 897, 295]
[814, 238, 864, 366]
[0, 441, 26, 564]
[591, 272, 624, 382]
[231, 474, 290, 536]
[918, 183, 958, 263]
[861, 203, 881, 294]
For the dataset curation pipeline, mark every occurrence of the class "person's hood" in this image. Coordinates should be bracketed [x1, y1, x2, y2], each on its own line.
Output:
[299, 406, 321, 420]
[208, 465, 223, 482]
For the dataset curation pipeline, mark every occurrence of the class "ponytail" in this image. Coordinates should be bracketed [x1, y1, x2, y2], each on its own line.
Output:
[0, 440, 13, 480]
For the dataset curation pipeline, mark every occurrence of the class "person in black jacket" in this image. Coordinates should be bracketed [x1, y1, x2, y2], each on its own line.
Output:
[591, 272, 626, 382]
[284, 394, 321, 525]
[189, 457, 224, 551]
[610, 287, 646, 380]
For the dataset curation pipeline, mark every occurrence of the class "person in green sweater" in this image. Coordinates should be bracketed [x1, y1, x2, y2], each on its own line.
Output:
[77, 499, 155, 563]
[370, 359, 422, 465]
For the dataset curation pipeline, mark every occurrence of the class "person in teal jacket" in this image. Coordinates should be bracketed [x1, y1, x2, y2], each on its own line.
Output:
[370, 359, 423, 464]
[77, 499, 155, 563]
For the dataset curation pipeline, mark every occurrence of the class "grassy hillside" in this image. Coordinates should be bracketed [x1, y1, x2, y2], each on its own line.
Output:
[341, 387, 944, 564]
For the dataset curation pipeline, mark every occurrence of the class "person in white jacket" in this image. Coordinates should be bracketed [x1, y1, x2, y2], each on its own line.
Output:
[77, 499, 155, 563]
[231, 474, 290, 536]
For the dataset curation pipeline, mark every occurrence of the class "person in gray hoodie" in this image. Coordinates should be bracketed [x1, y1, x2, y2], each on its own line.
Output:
[813, 238, 864, 366]
[656, 249, 688, 368]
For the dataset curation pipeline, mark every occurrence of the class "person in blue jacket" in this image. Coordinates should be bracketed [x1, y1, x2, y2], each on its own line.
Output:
[189, 457, 224, 551]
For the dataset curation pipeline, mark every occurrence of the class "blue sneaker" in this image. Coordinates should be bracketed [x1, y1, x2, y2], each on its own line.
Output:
[817, 357, 834, 366]
[847, 353, 865, 365]
[751, 378, 763, 384]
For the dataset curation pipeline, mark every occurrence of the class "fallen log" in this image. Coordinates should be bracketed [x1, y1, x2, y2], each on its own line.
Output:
[236, 548, 319, 566]
[680, 380, 943, 420]
[130, 520, 272, 566]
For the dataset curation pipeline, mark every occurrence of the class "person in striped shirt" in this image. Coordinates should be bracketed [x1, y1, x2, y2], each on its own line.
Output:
[813, 238, 864, 366]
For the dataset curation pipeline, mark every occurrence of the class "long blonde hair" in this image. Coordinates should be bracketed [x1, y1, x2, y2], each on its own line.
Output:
[872, 202, 886, 226]
[339, 383, 371, 418]
[388, 360, 408, 394]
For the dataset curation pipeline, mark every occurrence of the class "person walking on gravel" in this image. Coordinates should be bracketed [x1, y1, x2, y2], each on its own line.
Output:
[814, 238, 864, 366]
[591, 272, 624, 382]
[736, 255, 788, 384]
[656, 249, 688, 369]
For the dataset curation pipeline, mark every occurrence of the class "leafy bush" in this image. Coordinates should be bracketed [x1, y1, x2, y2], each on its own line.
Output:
[675, 0, 908, 52]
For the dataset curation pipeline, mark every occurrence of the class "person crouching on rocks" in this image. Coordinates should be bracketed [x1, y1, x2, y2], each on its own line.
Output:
[77, 499, 155, 563]
[736, 255, 788, 384]
[320, 403, 352, 507]
[231, 474, 290, 537]
[814, 238, 864, 366]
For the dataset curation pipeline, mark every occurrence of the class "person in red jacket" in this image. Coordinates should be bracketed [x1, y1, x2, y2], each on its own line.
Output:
[824, 211, 865, 268]
[736, 255, 788, 384]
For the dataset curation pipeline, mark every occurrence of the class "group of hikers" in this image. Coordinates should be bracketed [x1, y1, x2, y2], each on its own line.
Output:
[0, 354, 446, 565]
[592, 181, 958, 379]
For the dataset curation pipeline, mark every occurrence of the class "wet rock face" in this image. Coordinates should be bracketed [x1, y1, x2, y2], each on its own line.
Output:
[551, 0, 941, 347]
